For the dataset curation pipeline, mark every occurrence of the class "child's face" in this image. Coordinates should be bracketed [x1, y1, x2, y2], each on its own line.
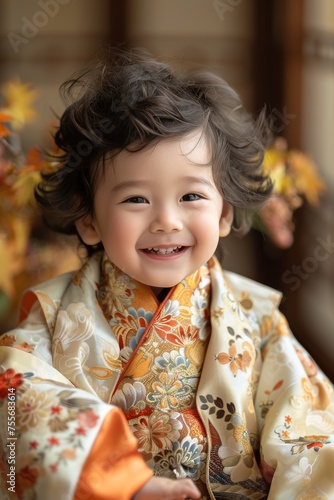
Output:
[76, 130, 233, 294]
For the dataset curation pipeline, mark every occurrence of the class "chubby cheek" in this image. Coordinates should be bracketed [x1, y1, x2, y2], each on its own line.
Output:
[194, 217, 221, 259]
[193, 211, 221, 239]
[101, 213, 139, 254]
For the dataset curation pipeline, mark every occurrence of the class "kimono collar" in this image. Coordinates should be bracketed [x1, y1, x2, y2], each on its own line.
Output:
[96, 252, 212, 324]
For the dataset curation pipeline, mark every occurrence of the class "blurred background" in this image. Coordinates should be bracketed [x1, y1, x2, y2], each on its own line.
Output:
[0, 0, 333, 380]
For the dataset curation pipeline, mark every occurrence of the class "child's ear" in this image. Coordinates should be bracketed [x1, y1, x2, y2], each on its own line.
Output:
[219, 202, 234, 237]
[75, 215, 101, 245]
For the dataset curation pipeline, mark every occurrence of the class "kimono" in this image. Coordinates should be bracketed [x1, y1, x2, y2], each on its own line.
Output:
[0, 251, 333, 500]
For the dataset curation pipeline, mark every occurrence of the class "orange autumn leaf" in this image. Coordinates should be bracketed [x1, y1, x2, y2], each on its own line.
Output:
[2, 79, 37, 130]
[288, 151, 325, 206]
[0, 112, 13, 137]
[12, 170, 41, 207]
[11, 149, 44, 207]
[0, 112, 13, 121]
[0, 123, 10, 137]
[25, 148, 45, 171]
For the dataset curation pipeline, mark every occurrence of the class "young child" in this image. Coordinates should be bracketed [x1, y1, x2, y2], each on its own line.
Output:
[0, 47, 333, 500]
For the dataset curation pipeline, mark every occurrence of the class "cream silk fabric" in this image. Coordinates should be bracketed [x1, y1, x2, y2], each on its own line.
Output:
[0, 251, 333, 499]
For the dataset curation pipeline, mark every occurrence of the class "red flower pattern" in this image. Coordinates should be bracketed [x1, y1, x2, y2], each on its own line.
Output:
[0, 368, 23, 399]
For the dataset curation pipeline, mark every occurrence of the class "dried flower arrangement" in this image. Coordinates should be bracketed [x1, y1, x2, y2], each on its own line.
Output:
[0, 80, 79, 328]
[257, 137, 325, 248]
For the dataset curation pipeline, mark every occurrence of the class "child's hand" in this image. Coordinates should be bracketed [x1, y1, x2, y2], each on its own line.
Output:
[135, 476, 201, 500]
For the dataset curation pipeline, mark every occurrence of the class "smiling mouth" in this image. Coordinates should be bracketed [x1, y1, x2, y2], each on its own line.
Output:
[143, 246, 185, 255]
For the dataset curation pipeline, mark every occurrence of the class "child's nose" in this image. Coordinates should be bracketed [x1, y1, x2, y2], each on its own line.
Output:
[149, 206, 183, 233]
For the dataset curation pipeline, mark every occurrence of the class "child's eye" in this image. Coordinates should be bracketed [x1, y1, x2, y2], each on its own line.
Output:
[181, 193, 203, 202]
[123, 196, 148, 204]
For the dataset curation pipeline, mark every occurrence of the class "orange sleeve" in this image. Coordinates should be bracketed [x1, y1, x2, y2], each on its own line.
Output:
[74, 407, 153, 500]
[18, 290, 38, 324]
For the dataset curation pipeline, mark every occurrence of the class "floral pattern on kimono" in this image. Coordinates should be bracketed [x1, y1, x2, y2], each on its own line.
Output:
[0, 250, 333, 500]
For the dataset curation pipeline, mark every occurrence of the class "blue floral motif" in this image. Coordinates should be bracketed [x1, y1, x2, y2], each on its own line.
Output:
[155, 347, 190, 371]
[128, 307, 153, 350]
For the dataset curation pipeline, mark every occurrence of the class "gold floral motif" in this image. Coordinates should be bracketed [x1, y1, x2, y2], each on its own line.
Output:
[16, 386, 58, 432]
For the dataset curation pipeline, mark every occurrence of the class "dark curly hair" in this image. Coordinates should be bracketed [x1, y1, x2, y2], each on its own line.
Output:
[35, 46, 273, 254]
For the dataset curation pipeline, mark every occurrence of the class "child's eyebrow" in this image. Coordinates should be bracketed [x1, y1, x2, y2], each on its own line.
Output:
[111, 176, 216, 193]
[182, 176, 216, 190]
[111, 180, 148, 192]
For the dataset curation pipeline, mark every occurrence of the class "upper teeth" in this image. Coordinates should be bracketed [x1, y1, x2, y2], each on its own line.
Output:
[147, 246, 182, 255]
